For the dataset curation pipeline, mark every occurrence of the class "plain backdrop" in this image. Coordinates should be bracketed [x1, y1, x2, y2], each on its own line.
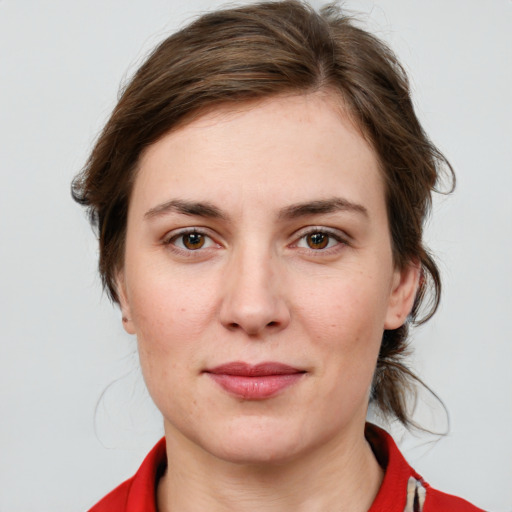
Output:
[1, 1, 511, 510]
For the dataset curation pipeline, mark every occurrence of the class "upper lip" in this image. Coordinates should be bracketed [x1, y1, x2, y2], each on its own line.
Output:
[206, 362, 304, 376]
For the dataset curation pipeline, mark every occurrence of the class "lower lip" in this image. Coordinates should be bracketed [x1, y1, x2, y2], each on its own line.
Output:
[207, 373, 304, 400]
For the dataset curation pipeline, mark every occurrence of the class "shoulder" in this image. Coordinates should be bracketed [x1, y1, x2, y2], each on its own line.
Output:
[423, 485, 485, 511]
[87, 438, 167, 512]
[88, 479, 132, 512]
[366, 424, 485, 512]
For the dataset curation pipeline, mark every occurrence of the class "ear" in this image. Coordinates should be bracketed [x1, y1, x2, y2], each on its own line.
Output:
[115, 271, 136, 335]
[384, 261, 421, 330]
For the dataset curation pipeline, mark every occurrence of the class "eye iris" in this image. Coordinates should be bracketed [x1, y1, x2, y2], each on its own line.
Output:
[307, 232, 328, 249]
[183, 232, 205, 250]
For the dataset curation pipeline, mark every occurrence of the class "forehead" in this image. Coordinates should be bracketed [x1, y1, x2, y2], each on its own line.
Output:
[133, 92, 384, 217]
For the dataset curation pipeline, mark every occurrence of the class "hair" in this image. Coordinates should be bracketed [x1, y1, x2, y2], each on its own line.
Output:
[72, 0, 454, 428]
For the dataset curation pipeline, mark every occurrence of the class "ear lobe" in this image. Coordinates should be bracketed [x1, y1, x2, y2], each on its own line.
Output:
[384, 261, 421, 330]
[115, 271, 136, 335]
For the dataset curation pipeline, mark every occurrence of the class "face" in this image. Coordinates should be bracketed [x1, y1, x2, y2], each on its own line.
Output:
[118, 93, 418, 465]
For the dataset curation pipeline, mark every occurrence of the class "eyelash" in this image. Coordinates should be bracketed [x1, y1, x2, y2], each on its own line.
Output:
[162, 227, 348, 256]
[163, 228, 220, 256]
[292, 227, 348, 254]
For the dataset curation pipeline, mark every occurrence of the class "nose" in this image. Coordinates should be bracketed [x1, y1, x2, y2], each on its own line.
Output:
[219, 247, 291, 337]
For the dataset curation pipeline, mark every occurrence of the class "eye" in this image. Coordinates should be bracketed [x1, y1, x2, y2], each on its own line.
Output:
[295, 229, 345, 251]
[165, 230, 217, 251]
[180, 232, 206, 250]
[304, 232, 330, 250]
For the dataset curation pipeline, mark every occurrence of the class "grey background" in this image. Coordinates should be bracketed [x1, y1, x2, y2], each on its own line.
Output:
[1, 1, 511, 510]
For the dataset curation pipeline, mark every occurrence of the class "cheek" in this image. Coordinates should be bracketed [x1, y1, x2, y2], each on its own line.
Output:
[128, 262, 216, 333]
[125, 267, 219, 379]
[296, 273, 390, 342]
[294, 274, 388, 387]
[128, 276, 215, 425]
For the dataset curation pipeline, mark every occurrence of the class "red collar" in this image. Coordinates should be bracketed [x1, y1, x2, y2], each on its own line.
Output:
[365, 424, 423, 511]
[88, 424, 481, 512]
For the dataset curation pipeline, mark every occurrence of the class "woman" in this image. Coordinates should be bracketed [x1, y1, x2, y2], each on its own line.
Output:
[73, 1, 484, 510]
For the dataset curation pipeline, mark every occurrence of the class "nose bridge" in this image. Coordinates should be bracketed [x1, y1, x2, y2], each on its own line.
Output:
[219, 240, 289, 336]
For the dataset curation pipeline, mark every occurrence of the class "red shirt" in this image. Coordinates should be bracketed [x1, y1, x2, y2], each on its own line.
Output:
[89, 425, 484, 512]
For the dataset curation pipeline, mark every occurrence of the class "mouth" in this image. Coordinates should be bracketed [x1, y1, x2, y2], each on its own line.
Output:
[204, 362, 306, 400]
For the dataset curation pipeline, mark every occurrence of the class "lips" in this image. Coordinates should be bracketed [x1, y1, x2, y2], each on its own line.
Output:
[205, 362, 306, 400]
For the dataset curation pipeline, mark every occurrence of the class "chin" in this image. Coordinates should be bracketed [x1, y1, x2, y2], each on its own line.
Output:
[200, 418, 308, 466]
[212, 440, 303, 466]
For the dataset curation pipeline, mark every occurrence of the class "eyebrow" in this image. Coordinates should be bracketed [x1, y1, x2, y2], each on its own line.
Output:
[144, 199, 227, 220]
[144, 197, 368, 222]
[278, 198, 368, 220]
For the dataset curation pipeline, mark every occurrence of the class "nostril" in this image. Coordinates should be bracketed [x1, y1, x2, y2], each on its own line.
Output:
[226, 320, 279, 334]
[220, 298, 291, 335]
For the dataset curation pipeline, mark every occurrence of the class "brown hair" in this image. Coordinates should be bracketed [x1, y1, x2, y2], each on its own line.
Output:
[72, 0, 454, 428]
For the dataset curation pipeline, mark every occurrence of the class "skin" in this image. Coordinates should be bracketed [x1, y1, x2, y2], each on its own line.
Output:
[117, 92, 419, 512]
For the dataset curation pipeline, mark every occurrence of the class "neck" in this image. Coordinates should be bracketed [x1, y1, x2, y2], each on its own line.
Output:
[157, 422, 383, 512]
